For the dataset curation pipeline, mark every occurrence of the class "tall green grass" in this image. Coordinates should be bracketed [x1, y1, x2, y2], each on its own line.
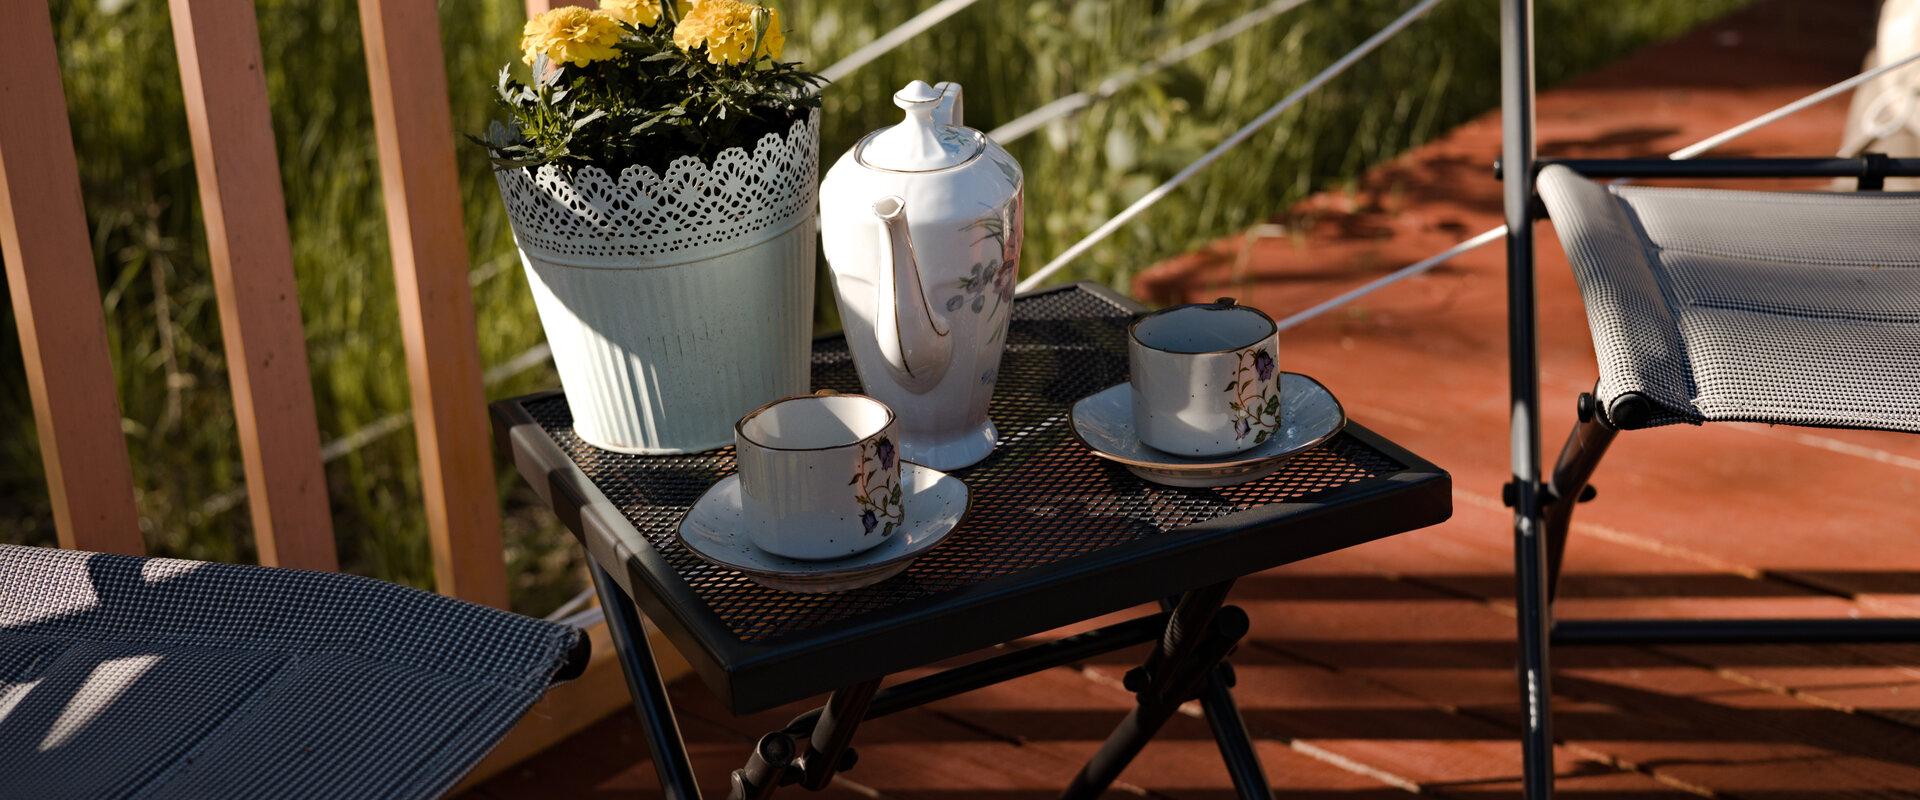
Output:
[1, 0, 1745, 612]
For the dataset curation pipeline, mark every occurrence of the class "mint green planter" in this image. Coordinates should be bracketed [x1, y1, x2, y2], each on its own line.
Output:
[497, 112, 820, 454]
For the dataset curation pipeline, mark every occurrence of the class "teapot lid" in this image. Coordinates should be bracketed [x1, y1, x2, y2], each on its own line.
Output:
[856, 80, 983, 173]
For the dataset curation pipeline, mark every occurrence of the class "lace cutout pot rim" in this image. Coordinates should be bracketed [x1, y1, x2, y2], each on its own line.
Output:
[497, 109, 820, 269]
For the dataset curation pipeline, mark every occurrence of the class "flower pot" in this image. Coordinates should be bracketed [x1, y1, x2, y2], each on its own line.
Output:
[497, 111, 819, 454]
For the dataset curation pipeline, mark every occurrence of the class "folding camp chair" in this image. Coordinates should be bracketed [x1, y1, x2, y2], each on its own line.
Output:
[1494, 5, 1920, 797]
[1508, 145, 1920, 800]
[0, 543, 589, 800]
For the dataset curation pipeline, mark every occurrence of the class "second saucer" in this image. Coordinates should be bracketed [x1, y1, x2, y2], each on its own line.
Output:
[1071, 373, 1346, 488]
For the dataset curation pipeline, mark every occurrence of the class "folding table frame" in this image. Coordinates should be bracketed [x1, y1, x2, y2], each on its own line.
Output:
[495, 283, 1451, 799]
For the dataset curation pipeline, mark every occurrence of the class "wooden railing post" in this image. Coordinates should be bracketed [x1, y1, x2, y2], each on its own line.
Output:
[0, 0, 143, 554]
[169, 0, 337, 571]
[358, 0, 509, 607]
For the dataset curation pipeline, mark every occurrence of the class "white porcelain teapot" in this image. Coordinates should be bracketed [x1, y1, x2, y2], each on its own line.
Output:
[820, 80, 1024, 470]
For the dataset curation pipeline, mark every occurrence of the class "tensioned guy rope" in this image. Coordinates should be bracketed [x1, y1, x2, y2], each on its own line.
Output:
[1271, 46, 1920, 333]
[987, 0, 1316, 145]
[1015, 0, 1451, 293]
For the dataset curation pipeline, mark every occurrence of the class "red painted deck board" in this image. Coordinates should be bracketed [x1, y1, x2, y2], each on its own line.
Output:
[470, 1, 1920, 796]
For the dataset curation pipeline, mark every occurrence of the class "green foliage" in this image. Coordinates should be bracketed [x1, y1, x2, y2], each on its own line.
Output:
[0, 0, 1747, 614]
[481, 11, 823, 171]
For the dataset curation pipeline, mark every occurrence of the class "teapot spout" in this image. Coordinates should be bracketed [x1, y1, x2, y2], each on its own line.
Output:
[872, 196, 952, 392]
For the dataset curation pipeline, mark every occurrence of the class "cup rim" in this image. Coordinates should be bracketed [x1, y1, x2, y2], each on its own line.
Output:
[735, 390, 896, 453]
[1128, 297, 1277, 355]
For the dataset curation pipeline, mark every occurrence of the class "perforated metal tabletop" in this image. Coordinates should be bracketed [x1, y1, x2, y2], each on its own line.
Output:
[493, 282, 1449, 713]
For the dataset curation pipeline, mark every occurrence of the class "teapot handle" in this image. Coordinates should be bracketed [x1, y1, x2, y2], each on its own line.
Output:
[933, 82, 964, 128]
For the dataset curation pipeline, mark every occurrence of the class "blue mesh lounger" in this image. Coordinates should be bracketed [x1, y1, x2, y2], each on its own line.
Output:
[0, 543, 588, 800]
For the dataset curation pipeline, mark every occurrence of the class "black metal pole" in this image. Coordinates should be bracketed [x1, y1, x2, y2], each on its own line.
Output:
[1501, 0, 1554, 798]
[798, 679, 881, 790]
[868, 611, 1168, 718]
[778, 611, 1169, 737]
[1141, 582, 1234, 698]
[1153, 591, 1271, 800]
[590, 561, 704, 800]
[1197, 667, 1273, 800]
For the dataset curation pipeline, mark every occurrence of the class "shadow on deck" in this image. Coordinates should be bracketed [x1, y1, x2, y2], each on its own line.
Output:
[469, 1, 1920, 796]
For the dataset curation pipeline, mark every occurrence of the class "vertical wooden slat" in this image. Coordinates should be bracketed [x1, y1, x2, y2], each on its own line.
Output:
[358, 0, 509, 607]
[524, 0, 593, 18]
[169, 0, 337, 571]
[0, 0, 143, 554]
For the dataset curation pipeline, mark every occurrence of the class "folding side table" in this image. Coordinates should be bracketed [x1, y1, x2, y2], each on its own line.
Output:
[492, 282, 1451, 799]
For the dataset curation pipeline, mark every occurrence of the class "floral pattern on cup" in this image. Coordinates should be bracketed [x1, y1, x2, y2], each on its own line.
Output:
[852, 436, 905, 537]
[1226, 346, 1280, 444]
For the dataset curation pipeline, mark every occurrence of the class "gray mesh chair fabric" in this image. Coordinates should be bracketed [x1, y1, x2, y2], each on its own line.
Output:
[0, 544, 582, 800]
[1536, 164, 1920, 431]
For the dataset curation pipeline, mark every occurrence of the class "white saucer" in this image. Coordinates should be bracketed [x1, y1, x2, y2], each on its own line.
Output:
[676, 463, 969, 593]
[1070, 373, 1346, 488]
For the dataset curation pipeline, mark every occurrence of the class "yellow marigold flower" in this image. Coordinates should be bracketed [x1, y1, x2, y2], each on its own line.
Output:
[600, 0, 691, 29]
[521, 7, 624, 68]
[672, 0, 784, 65]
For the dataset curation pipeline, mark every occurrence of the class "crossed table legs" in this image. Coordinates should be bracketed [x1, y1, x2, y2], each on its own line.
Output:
[588, 562, 1272, 800]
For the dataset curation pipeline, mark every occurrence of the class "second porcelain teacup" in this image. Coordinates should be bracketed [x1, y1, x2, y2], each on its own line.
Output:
[1128, 298, 1282, 457]
[735, 391, 906, 560]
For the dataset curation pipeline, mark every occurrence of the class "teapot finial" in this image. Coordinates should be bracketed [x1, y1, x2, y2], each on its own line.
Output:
[895, 80, 942, 109]
[858, 80, 981, 172]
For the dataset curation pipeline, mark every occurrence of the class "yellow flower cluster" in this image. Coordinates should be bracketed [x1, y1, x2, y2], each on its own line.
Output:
[520, 6, 624, 67]
[672, 0, 784, 65]
[600, 0, 692, 29]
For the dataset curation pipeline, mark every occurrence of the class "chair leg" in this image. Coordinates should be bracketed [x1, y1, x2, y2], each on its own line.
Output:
[1543, 393, 1617, 601]
[590, 561, 704, 800]
[1514, 496, 1555, 800]
[1517, 391, 1619, 800]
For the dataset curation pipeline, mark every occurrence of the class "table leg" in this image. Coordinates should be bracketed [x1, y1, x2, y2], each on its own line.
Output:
[1063, 582, 1252, 799]
[1197, 665, 1273, 799]
[727, 678, 881, 799]
[799, 679, 880, 790]
[1156, 589, 1272, 799]
[590, 560, 703, 800]
[729, 732, 797, 800]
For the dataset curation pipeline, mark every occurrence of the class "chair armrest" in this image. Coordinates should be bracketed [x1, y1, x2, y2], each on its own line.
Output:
[1519, 155, 1920, 188]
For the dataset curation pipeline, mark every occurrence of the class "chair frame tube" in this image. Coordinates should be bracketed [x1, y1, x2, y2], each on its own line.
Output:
[1512, 155, 1920, 182]
[1499, 3, 1555, 799]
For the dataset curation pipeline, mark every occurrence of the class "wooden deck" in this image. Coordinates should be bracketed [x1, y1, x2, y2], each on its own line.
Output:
[468, 2, 1920, 797]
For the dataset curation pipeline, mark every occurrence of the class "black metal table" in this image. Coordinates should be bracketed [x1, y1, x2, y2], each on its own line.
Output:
[491, 282, 1450, 799]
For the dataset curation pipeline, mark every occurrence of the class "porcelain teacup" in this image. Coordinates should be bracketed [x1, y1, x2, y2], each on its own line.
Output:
[734, 391, 906, 560]
[1128, 298, 1282, 457]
